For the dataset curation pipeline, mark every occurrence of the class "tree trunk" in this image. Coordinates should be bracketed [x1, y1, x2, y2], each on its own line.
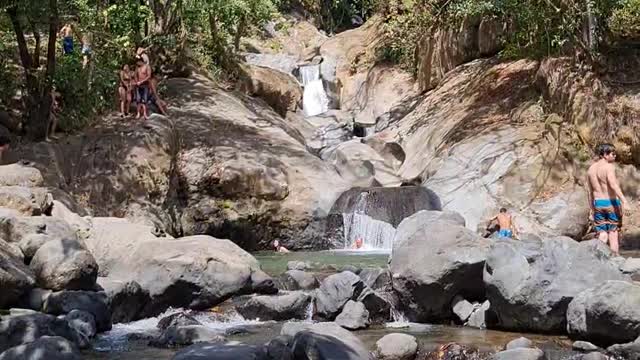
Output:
[233, 15, 246, 52]
[30, 20, 41, 68]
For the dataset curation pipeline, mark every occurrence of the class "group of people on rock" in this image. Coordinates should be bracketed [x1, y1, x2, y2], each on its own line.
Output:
[118, 47, 168, 120]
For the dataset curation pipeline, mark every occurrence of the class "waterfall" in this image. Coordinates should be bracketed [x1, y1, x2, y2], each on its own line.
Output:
[305, 301, 314, 321]
[342, 213, 396, 250]
[300, 65, 329, 117]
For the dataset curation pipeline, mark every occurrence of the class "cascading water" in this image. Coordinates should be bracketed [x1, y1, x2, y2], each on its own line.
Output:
[342, 192, 397, 250]
[300, 64, 329, 117]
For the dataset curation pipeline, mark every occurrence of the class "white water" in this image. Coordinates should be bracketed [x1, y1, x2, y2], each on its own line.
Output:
[342, 191, 397, 250]
[300, 65, 329, 117]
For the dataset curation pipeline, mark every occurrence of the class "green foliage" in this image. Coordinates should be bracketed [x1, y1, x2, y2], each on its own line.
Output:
[609, 0, 640, 38]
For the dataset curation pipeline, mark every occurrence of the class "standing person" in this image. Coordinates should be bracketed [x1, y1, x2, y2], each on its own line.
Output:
[118, 64, 133, 118]
[134, 57, 152, 120]
[81, 33, 92, 69]
[136, 47, 150, 65]
[0, 135, 10, 164]
[59, 22, 74, 55]
[489, 208, 517, 239]
[587, 143, 629, 256]
[46, 89, 61, 142]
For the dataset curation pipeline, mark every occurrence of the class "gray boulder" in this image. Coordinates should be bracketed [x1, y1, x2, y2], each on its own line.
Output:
[265, 336, 293, 360]
[452, 296, 475, 323]
[278, 270, 319, 290]
[335, 300, 369, 330]
[30, 238, 98, 291]
[0, 239, 35, 308]
[374, 333, 418, 360]
[489, 348, 544, 360]
[0, 313, 87, 352]
[97, 277, 151, 323]
[288, 322, 372, 360]
[172, 343, 267, 360]
[65, 310, 96, 343]
[505, 337, 533, 350]
[150, 325, 225, 348]
[0, 164, 44, 187]
[359, 267, 392, 290]
[357, 288, 392, 324]
[42, 290, 112, 332]
[19, 233, 56, 261]
[21, 288, 51, 311]
[572, 341, 600, 352]
[287, 261, 310, 271]
[466, 300, 491, 329]
[484, 238, 628, 332]
[0, 186, 52, 215]
[0, 336, 81, 360]
[157, 311, 201, 331]
[567, 280, 640, 345]
[607, 336, 640, 360]
[235, 291, 311, 321]
[391, 216, 490, 321]
[1, 216, 76, 244]
[314, 271, 365, 320]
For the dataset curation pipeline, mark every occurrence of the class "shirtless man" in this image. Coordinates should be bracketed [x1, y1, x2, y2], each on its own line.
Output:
[59, 23, 74, 55]
[587, 143, 628, 255]
[134, 57, 152, 120]
[0, 135, 10, 164]
[490, 208, 517, 239]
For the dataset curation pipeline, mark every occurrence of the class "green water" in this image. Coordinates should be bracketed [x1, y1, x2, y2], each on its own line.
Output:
[253, 250, 390, 276]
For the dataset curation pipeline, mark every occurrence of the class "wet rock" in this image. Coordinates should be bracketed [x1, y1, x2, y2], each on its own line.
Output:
[0, 186, 52, 215]
[452, 296, 475, 323]
[1, 215, 77, 244]
[572, 341, 600, 352]
[65, 309, 97, 341]
[359, 267, 391, 290]
[391, 215, 490, 322]
[0, 238, 35, 308]
[235, 291, 311, 321]
[341, 265, 361, 274]
[357, 288, 392, 324]
[290, 322, 372, 360]
[266, 335, 293, 360]
[22, 288, 51, 311]
[466, 300, 490, 329]
[287, 261, 310, 271]
[30, 238, 98, 291]
[485, 239, 628, 333]
[335, 300, 369, 330]
[567, 280, 640, 345]
[489, 348, 544, 360]
[150, 325, 225, 348]
[251, 270, 278, 295]
[579, 353, 610, 360]
[0, 336, 81, 360]
[0, 164, 44, 187]
[505, 337, 533, 350]
[172, 343, 267, 360]
[375, 333, 418, 360]
[97, 278, 151, 323]
[278, 270, 319, 291]
[8, 308, 37, 317]
[42, 290, 112, 332]
[0, 313, 87, 352]
[157, 311, 201, 331]
[314, 271, 365, 320]
[607, 337, 640, 360]
[238, 63, 302, 116]
[304, 112, 353, 154]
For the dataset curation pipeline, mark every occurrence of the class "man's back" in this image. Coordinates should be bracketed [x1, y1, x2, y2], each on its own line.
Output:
[496, 213, 511, 230]
[588, 160, 615, 199]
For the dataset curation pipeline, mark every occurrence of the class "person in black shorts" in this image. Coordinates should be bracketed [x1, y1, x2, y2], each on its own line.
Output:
[134, 56, 151, 120]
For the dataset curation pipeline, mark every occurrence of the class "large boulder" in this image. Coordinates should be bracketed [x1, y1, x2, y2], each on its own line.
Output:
[0, 215, 77, 244]
[234, 291, 311, 321]
[0, 336, 82, 360]
[108, 235, 275, 317]
[157, 311, 201, 331]
[42, 290, 112, 332]
[50, 201, 91, 240]
[374, 333, 418, 360]
[0, 238, 35, 308]
[359, 267, 392, 291]
[30, 238, 98, 291]
[567, 280, 640, 345]
[391, 214, 490, 322]
[0, 164, 44, 187]
[335, 300, 369, 330]
[0, 186, 52, 215]
[484, 238, 629, 332]
[314, 271, 365, 320]
[0, 313, 87, 352]
[238, 63, 302, 116]
[277, 270, 319, 291]
[607, 337, 640, 360]
[19, 233, 57, 261]
[65, 309, 97, 341]
[97, 277, 151, 323]
[286, 322, 372, 360]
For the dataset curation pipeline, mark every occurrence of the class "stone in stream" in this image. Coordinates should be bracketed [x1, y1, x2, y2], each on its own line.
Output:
[314, 271, 365, 320]
[391, 213, 490, 322]
[97, 277, 151, 323]
[234, 291, 311, 321]
[357, 288, 392, 324]
[0, 313, 88, 352]
[0, 238, 35, 308]
[150, 325, 225, 348]
[505, 337, 533, 350]
[157, 311, 201, 331]
[567, 280, 640, 345]
[572, 341, 600, 352]
[42, 290, 112, 332]
[287, 261, 310, 271]
[287, 322, 372, 360]
[489, 348, 544, 360]
[375, 333, 418, 360]
[172, 343, 267, 360]
[30, 238, 98, 291]
[265, 335, 294, 360]
[607, 336, 640, 360]
[335, 300, 369, 330]
[484, 238, 628, 333]
[452, 296, 475, 323]
[466, 301, 491, 329]
[0, 336, 82, 360]
[65, 309, 97, 341]
[277, 270, 319, 291]
[359, 267, 392, 290]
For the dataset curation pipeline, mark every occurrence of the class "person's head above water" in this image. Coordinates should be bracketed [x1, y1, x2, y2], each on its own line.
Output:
[273, 240, 280, 249]
[123, 64, 130, 71]
[499, 207, 507, 213]
[596, 143, 616, 163]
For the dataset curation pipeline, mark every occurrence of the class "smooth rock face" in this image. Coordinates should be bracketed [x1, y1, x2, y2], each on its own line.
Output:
[466, 300, 490, 329]
[97, 278, 151, 323]
[0, 186, 52, 215]
[237, 63, 302, 116]
[359, 268, 392, 290]
[0, 313, 86, 352]
[314, 271, 365, 320]
[42, 290, 112, 332]
[0, 238, 35, 308]
[572, 341, 600, 352]
[108, 235, 273, 317]
[391, 216, 490, 322]
[452, 296, 475, 323]
[567, 280, 640, 345]
[489, 348, 544, 360]
[235, 291, 311, 321]
[30, 238, 98, 291]
[0, 164, 44, 187]
[289, 322, 372, 360]
[150, 325, 225, 348]
[0, 336, 82, 360]
[375, 333, 418, 360]
[484, 238, 628, 332]
[172, 343, 267, 360]
[278, 270, 319, 291]
[506, 337, 533, 350]
[357, 288, 393, 324]
[50, 201, 91, 240]
[1, 216, 77, 244]
[335, 300, 369, 330]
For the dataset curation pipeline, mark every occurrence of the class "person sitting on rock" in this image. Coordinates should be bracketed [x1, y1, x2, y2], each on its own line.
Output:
[273, 240, 290, 253]
[489, 208, 517, 239]
[0, 135, 10, 164]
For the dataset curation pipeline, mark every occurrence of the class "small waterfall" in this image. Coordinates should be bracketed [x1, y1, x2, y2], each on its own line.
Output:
[342, 213, 396, 250]
[305, 301, 314, 321]
[300, 65, 329, 117]
[387, 307, 410, 328]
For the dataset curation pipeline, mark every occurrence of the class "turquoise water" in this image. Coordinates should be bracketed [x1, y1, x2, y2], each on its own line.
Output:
[253, 249, 390, 276]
